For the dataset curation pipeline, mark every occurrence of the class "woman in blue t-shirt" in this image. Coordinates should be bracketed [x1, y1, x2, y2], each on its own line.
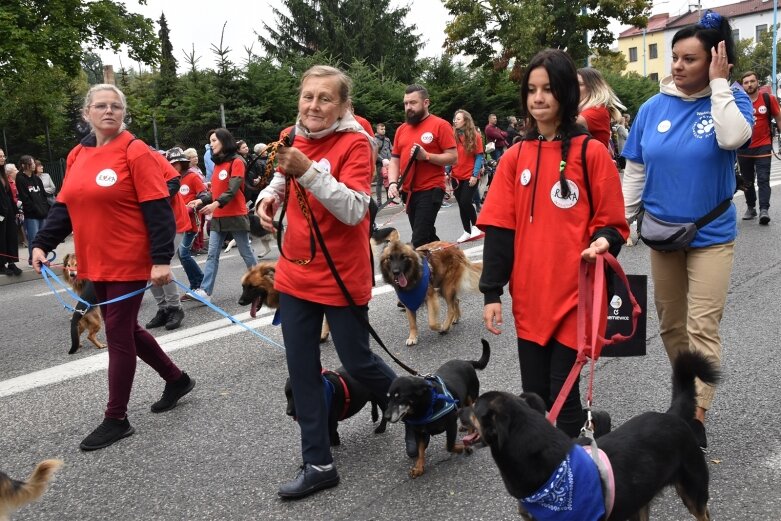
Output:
[622, 10, 753, 451]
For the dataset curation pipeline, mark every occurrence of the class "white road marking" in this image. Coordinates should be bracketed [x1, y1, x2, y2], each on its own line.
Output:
[4, 247, 483, 398]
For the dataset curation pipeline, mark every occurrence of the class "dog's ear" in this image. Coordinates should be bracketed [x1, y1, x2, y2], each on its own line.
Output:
[478, 408, 511, 451]
[519, 392, 547, 416]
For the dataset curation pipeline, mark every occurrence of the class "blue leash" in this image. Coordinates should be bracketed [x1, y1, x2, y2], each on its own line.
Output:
[40, 264, 285, 352]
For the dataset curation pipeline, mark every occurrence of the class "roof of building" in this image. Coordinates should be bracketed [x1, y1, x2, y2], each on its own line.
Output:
[619, 13, 671, 38]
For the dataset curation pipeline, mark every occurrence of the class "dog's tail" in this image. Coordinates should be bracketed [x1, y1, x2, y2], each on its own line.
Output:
[668, 351, 720, 421]
[0, 459, 62, 513]
[469, 339, 491, 370]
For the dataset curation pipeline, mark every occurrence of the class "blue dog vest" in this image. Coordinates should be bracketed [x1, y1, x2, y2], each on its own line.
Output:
[520, 444, 606, 521]
[396, 258, 430, 312]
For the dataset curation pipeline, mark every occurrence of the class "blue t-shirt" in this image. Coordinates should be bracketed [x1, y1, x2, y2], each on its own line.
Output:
[622, 86, 753, 247]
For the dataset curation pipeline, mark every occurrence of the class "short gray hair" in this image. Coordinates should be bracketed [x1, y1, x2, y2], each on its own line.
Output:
[82, 83, 128, 132]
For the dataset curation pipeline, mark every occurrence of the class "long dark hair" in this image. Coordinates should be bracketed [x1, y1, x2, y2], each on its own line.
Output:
[520, 49, 586, 198]
[208, 128, 239, 164]
[672, 10, 736, 66]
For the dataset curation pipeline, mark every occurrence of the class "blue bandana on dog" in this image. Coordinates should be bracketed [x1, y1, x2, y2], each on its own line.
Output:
[520, 445, 606, 521]
[396, 258, 430, 312]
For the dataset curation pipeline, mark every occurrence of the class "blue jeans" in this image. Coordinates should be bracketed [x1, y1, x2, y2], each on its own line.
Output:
[178, 231, 203, 289]
[23, 217, 44, 262]
[200, 229, 256, 296]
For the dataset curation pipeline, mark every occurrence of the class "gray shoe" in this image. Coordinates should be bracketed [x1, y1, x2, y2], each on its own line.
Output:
[743, 207, 757, 220]
[759, 209, 771, 225]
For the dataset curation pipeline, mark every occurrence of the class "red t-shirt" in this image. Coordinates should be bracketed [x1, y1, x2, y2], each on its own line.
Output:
[59, 131, 170, 281]
[392, 114, 457, 192]
[452, 130, 484, 181]
[210, 157, 247, 218]
[747, 93, 780, 148]
[274, 131, 373, 306]
[179, 171, 207, 232]
[580, 106, 612, 149]
[354, 115, 375, 137]
[476, 136, 629, 349]
[152, 152, 191, 233]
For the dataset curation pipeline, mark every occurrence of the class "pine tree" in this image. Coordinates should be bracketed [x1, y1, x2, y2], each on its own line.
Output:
[157, 13, 178, 101]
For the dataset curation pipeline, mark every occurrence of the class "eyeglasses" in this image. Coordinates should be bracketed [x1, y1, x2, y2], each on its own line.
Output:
[90, 103, 124, 112]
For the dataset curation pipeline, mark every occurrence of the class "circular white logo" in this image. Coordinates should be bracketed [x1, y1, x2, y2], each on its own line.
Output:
[657, 120, 672, 133]
[692, 116, 715, 139]
[421, 132, 434, 144]
[218, 169, 228, 181]
[316, 158, 332, 174]
[550, 180, 579, 209]
[95, 169, 118, 187]
[179, 185, 191, 196]
[520, 169, 532, 186]
[758, 106, 768, 115]
[610, 295, 623, 309]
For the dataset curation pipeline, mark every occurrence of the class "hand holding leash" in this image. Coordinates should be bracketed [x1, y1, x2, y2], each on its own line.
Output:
[276, 146, 312, 179]
[150, 264, 173, 286]
[410, 144, 425, 161]
[483, 303, 503, 335]
[581, 237, 610, 263]
[256, 197, 277, 233]
[31, 247, 49, 274]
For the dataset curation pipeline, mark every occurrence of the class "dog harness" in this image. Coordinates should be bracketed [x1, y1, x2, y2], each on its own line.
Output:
[403, 375, 457, 426]
[584, 445, 615, 518]
[519, 444, 606, 521]
[395, 258, 431, 312]
[321, 370, 351, 421]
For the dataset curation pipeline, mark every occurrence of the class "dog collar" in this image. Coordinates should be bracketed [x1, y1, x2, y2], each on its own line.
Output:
[520, 445, 606, 521]
[403, 375, 457, 426]
[395, 258, 430, 312]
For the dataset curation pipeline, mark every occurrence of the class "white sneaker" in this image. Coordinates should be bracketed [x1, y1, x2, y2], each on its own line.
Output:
[469, 226, 484, 239]
[257, 238, 272, 259]
[192, 289, 211, 304]
[456, 231, 471, 243]
[223, 239, 236, 253]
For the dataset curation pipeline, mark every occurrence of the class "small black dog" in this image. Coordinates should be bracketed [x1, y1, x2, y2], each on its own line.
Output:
[467, 351, 718, 521]
[284, 366, 387, 446]
[384, 339, 490, 478]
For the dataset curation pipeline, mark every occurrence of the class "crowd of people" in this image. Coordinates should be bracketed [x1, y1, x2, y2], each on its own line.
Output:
[15, 7, 776, 505]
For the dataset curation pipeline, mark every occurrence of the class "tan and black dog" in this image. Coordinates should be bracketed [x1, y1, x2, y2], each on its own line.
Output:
[62, 253, 106, 354]
[384, 339, 490, 478]
[465, 351, 718, 521]
[379, 240, 482, 346]
[284, 366, 387, 446]
[0, 459, 62, 521]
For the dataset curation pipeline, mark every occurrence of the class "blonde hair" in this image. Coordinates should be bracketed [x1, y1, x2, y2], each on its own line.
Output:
[453, 109, 479, 154]
[300, 65, 352, 104]
[577, 68, 625, 123]
[82, 83, 128, 131]
[183, 148, 198, 160]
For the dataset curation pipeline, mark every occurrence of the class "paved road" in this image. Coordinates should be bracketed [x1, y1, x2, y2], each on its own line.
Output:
[2, 168, 781, 520]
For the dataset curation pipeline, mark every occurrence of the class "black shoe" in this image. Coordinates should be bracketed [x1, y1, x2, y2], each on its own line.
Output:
[6, 263, 21, 276]
[80, 417, 135, 451]
[404, 424, 430, 458]
[742, 207, 757, 220]
[690, 418, 707, 451]
[277, 463, 340, 499]
[591, 410, 612, 438]
[145, 308, 170, 329]
[164, 307, 185, 330]
[151, 372, 195, 413]
[759, 209, 770, 225]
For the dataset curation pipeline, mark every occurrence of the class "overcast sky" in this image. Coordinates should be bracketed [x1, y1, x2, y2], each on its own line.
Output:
[99, 0, 738, 72]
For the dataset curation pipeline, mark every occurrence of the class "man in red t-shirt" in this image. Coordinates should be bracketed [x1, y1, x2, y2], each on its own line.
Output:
[738, 71, 781, 225]
[387, 84, 457, 247]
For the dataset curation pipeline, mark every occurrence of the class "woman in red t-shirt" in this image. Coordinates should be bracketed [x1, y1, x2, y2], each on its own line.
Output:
[255, 65, 397, 499]
[576, 67, 625, 150]
[451, 109, 485, 243]
[31, 84, 194, 451]
[191, 128, 257, 301]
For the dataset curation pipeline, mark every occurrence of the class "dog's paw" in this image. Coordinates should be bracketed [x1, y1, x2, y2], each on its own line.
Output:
[409, 465, 425, 479]
[96, 343, 107, 349]
[405, 336, 418, 346]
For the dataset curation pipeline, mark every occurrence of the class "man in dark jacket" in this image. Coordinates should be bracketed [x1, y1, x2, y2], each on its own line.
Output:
[15, 155, 50, 264]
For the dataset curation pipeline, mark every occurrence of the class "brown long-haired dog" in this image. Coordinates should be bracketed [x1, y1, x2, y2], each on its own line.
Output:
[380, 240, 482, 346]
[0, 459, 62, 521]
[62, 253, 105, 354]
[238, 262, 330, 342]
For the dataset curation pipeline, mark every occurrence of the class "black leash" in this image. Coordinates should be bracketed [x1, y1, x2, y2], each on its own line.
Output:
[375, 145, 420, 212]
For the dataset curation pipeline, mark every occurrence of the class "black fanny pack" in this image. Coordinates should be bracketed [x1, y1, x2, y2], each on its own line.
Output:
[638, 198, 731, 252]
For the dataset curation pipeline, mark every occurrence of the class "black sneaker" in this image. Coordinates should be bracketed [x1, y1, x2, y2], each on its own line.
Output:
[591, 410, 612, 438]
[690, 418, 707, 451]
[80, 417, 135, 451]
[404, 424, 430, 458]
[164, 307, 185, 330]
[743, 207, 757, 220]
[151, 372, 195, 413]
[277, 463, 340, 499]
[759, 209, 771, 225]
[7, 263, 21, 276]
[145, 308, 170, 329]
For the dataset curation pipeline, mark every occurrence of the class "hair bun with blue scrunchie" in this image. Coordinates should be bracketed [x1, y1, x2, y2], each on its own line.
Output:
[699, 9, 722, 30]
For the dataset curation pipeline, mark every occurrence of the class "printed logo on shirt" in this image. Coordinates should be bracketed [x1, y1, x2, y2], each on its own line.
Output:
[316, 158, 332, 174]
[217, 169, 228, 181]
[550, 180, 579, 209]
[179, 185, 191, 196]
[421, 132, 434, 144]
[692, 113, 715, 139]
[758, 105, 768, 115]
[95, 169, 118, 187]
[657, 120, 672, 133]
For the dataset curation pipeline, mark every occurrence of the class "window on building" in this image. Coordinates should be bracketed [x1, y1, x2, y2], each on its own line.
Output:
[732, 28, 740, 41]
[756, 24, 768, 42]
[649, 73, 659, 82]
[649, 43, 658, 60]
[629, 47, 638, 62]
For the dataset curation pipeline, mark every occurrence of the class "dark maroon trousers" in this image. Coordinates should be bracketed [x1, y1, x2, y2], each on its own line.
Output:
[94, 281, 182, 419]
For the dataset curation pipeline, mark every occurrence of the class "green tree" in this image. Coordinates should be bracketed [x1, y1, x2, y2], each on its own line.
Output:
[601, 71, 658, 117]
[259, 0, 423, 82]
[443, 0, 650, 78]
[156, 13, 178, 101]
[735, 29, 781, 86]
[590, 50, 628, 76]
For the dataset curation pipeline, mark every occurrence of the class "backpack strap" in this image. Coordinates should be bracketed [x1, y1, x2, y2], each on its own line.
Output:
[579, 136, 594, 218]
[763, 92, 774, 136]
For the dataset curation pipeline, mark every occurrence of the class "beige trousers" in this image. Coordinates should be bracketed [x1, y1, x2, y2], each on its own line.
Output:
[650, 242, 734, 410]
